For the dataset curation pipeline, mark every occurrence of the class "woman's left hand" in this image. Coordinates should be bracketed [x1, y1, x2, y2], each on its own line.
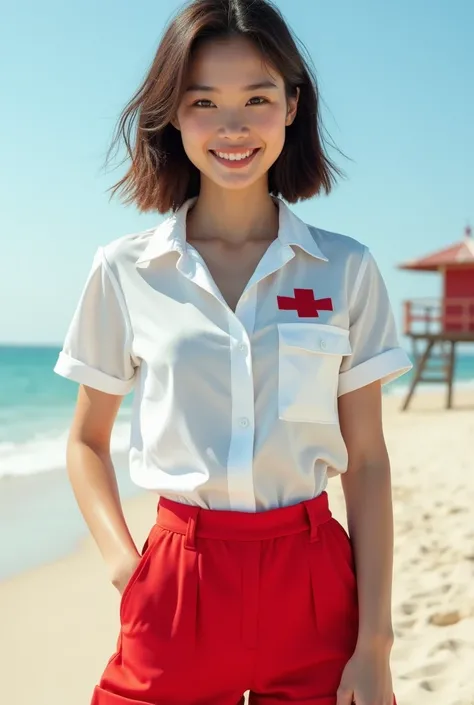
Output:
[336, 642, 394, 705]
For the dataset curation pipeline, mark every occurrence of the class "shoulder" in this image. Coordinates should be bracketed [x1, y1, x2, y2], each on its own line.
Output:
[99, 227, 157, 269]
[303, 223, 386, 303]
[88, 220, 167, 285]
[306, 223, 369, 265]
[305, 223, 374, 285]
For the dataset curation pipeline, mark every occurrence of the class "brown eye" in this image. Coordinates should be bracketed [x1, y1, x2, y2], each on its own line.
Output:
[247, 97, 268, 105]
[193, 99, 215, 108]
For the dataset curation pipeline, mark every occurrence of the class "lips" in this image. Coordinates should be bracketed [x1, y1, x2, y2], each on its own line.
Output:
[209, 148, 261, 169]
[211, 148, 258, 159]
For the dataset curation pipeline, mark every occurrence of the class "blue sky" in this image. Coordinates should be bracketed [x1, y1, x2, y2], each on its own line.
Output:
[1, 0, 472, 345]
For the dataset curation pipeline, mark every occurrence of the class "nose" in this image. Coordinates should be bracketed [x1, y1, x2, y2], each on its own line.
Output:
[218, 112, 250, 140]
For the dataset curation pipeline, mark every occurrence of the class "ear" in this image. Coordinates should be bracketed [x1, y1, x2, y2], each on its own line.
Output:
[171, 115, 181, 131]
[285, 87, 300, 127]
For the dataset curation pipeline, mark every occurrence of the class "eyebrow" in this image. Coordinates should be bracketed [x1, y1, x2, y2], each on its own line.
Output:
[185, 81, 278, 93]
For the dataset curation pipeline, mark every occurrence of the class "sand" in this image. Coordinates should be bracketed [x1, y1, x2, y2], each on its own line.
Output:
[1, 390, 473, 705]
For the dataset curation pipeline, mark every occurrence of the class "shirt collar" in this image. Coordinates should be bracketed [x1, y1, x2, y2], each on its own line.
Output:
[276, 199, 328, 261]
[135, 196, 328, 266]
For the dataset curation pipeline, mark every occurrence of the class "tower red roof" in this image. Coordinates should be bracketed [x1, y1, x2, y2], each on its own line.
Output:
[399, 226, 474, 271]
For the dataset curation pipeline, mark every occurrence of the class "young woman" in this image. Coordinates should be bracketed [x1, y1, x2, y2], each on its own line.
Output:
[54, 1, 412, 703]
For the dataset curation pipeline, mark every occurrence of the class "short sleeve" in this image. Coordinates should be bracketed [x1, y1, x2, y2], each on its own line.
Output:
[338, 248, 412, 396]
[54, 247, 138, 395]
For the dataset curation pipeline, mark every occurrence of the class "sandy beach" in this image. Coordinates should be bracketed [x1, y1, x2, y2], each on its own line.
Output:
[1, 390, 473, 705]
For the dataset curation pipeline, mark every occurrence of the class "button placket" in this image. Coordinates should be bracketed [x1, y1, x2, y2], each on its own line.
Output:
[179, 239, 295, 512]
[225, 294, 256, 512]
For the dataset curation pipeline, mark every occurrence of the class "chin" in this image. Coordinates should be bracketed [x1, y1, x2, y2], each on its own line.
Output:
[209, 170, 266, 191]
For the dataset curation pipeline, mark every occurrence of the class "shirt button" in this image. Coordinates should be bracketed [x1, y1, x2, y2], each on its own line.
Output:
[320, 339, 327, 350]
[239, 417, 250, 428]
[238, 343, 247, 353]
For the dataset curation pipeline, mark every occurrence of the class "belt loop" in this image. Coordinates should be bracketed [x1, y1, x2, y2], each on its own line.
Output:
[184, 507, 199, 551]
[304, 501, 320, 543]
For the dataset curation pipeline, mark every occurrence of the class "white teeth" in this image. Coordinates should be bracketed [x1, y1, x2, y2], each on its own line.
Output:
[214, 149, 255, 161]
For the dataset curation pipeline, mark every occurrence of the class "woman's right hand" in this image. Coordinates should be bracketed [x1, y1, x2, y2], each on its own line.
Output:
[110, 551, 142, 595]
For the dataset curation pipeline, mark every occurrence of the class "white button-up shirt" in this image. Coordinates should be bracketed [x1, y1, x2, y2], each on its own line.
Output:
[54, 198, 412, 512]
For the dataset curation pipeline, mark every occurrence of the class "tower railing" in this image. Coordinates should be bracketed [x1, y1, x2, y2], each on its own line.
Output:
[403, 297, 474, 336]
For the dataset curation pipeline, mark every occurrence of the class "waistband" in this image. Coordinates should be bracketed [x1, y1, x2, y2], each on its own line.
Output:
[156, 492, 332, 549]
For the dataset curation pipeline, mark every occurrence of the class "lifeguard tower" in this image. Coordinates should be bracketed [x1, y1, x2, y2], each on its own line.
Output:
[398, 225, 474, 410]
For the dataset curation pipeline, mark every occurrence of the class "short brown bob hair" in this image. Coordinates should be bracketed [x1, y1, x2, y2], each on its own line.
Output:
[105, 0, 343, 214]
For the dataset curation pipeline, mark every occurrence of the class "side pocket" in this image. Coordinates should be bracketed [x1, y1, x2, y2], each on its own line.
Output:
[119, 524, 159, 622]
[118, 528, 200, 666]
[330, 519, 357, 587]
[308, 520, 359, 650]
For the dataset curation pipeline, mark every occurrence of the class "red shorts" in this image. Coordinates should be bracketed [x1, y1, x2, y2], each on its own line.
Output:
[92, 492, 360, 704]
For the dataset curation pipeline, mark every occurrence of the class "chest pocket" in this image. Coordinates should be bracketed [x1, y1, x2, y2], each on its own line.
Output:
[277, 323, 352, 424]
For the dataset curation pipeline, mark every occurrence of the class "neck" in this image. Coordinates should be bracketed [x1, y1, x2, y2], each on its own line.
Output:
[187, 177, 279, 244]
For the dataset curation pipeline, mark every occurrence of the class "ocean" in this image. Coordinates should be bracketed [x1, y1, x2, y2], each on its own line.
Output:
[0, 345, 133, 480]
[0, 345, 140, 580]
[1, 343, 474, 481]
[1, 343, 473, 580]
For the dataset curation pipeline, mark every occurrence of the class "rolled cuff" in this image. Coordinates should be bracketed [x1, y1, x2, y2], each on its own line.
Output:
[54, 351, 135, 395]
[338, 348, 412, 397]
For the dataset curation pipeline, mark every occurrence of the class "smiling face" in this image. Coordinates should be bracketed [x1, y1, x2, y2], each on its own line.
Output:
[174, 35, 298, 193]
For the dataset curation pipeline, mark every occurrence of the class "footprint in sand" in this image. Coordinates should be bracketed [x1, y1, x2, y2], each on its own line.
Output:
[429, 610, 463, 626]
[431, 638, 474, 659]
[420, 680, 436, 692]
[411, 584, 451, 600]
[448, 506, 467, 515]
[402, 661, 449, 693]
[413, 661, 446, 678]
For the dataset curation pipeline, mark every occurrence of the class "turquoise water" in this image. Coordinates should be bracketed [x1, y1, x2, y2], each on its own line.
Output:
[0, 345, 133, 478]
[1, 344, 473, 479]
[0, 343, 472, 580]
[0, 347, 136, 580]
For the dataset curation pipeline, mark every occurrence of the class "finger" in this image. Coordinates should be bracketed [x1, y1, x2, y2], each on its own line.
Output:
[336, 685, 354, 705]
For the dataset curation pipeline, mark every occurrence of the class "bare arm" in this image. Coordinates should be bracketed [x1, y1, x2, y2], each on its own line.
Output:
[338, 380, 394, 650]
[67, 384, 140, 589]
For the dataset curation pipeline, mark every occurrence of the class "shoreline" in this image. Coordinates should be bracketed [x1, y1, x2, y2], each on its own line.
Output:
[0, 451, 146, 581]
[1, 390, 473, 582]
[2, 375, 474, 481]
[1, 390, 473, 704]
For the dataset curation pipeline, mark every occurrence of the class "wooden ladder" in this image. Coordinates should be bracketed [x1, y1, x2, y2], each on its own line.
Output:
[401, 338, 457, 410]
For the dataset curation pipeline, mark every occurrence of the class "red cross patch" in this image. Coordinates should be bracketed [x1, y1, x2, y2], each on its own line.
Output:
[277, 289, 333, 318]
